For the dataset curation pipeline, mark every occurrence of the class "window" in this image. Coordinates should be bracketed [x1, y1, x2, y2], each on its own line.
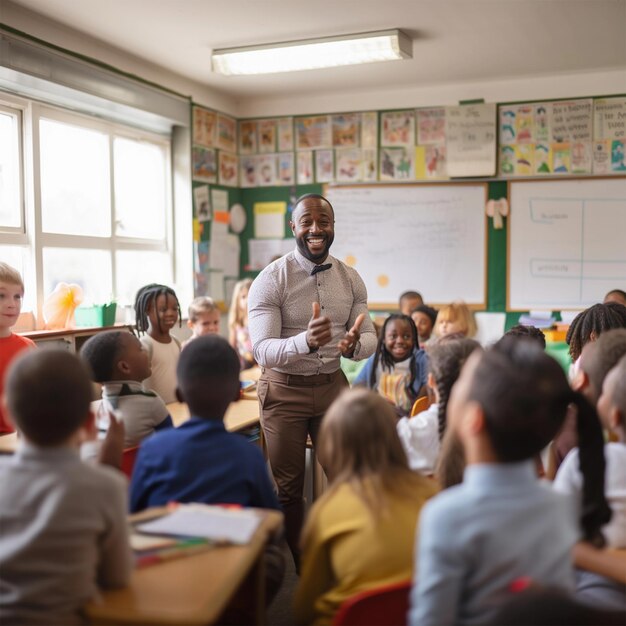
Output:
[0, 97, 174, 327]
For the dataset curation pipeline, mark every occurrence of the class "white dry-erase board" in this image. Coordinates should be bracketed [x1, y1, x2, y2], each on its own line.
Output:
[326, 184, 487, 309]
[508, 177, 626, 310]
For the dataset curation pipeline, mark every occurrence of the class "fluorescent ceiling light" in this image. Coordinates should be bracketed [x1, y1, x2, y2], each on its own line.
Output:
[212, 29, 412, 76]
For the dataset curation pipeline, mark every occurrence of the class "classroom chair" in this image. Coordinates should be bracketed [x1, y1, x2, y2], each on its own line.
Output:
[121, 446, 139, 480]
[332, 580, 412, 626]
[409, 396, 430, 417]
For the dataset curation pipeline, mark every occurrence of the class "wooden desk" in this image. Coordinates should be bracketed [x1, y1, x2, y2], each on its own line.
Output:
[166, 400, 260, 432]
[0, 432, 18, 455]
[84, 508, 283, 626]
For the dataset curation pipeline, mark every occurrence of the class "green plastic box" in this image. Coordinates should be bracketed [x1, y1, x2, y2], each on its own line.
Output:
[75, 303, 117, 328]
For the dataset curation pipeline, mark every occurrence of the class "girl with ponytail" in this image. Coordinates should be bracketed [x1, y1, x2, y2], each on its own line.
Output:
[410, 337, 611, 626]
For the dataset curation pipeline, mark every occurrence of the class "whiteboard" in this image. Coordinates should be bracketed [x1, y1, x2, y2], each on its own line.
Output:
[508, 178, 626, 310]
[326, 184, 487, 308]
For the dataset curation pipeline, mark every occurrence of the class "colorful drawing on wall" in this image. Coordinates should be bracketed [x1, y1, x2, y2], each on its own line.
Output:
[332, 113, 360, 147]
[240, 155, 258, 188]
[361, 112, 378, 149]
[417, 107, 446, 145]
[218, 151, 238, 186]
[514, 144, 533, 176]
[257, 154, 277, 186]
[278, 152, 295, 185]
[571, 141, 592, 173]
[381, 110, 415, 147]
[552, 143, 571, 174]
[295, 115, 331, 150]
[424, 145, 446, 179]
[217, 114, 237, 152]
[192, 146, 217, 182]
[193, 108, 217, 147]
[592, 140, 611, 174]
[499, 145, 515, 176]
[534, 143, 551, 174]
[612, 140, 626, 171]
[361, 148, 378, 181]
[194, 240, 210, 296]
[193, 184, 211, 222]
[277, 117, 294, 151]
[315, 149, 334, 183]
[258, 119, 277, 153]
[238, 120, 257, 154]
[499, 107, 516, 145]
[514, 105, 534, 144]
[534, 104, 550, 143]
[335, 148, 361, 182]
[297, 151, 313, 184]
[379, 147, 414, 180]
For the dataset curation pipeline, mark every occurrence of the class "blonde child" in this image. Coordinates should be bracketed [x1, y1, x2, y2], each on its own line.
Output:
[0, 350, 131, 624]
[0, 263, 35, 434]
[183, 296, 220, 348]
[434, 301, 477, 339]
[228, 278, 255, 369]
[134, 283, 182, 404]
[410, 338, 610, 625]
[294, 389, 438, 625]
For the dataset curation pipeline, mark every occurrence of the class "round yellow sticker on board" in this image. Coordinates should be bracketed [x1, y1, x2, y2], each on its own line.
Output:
[345, 255, 357, 267]
[377, 275, 389, 287]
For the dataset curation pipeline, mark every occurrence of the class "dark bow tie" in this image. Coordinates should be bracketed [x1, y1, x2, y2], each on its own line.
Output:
[311, 263, 332, 276]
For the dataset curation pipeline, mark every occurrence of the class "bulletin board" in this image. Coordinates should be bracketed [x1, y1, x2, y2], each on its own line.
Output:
[326, 183, 488, 309]
[508, 177, 626, 310]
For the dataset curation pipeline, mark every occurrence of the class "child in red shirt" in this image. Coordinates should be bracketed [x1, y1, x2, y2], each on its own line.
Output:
[0, 263, 35, 433]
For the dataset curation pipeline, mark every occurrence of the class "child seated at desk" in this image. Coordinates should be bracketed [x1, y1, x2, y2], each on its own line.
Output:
[80, 330, 174, 448]
[0, 350, 132, 625]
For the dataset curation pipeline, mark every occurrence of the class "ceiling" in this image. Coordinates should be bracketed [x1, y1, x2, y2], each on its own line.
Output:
[6, 0, 626, 102]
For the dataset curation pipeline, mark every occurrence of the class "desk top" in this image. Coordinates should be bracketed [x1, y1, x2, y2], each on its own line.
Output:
[166, 400, 259, 432]
[84, 507, 282, 626]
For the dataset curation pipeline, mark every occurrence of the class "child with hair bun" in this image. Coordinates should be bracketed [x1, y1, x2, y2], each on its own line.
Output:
[410, 338, 611, 626]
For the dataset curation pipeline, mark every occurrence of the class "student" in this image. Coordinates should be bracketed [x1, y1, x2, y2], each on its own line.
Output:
[502, 323, 546, 348]
[0, 350, 132, 625]
[353, 314, 427, 417]
[294, 389, 438, 626]
[129, 335, 279, 512]
[80, 330, 174, 448]
[228, 278, 255, 369]
[554, 350, 626, 611]
[183, 296, 220, 348]
[397, 337, 480, 475]
[433, 301, 477, 339]
[134, 283, 182, 403]
[0, 262, 36, 434]
[399, 290, 424, 316]
[604, 288, 626, 307]
[410, 304, 438, 349]
[410, 338, 611, 626]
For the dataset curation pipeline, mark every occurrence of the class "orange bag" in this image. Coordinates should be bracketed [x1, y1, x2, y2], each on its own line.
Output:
[43, 283, 84, 329]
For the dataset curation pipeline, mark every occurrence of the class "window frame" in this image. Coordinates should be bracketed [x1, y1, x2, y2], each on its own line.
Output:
[0, 101, 25, 236]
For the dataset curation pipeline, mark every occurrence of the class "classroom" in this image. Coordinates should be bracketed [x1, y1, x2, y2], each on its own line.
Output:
[1, 1, 626, 625]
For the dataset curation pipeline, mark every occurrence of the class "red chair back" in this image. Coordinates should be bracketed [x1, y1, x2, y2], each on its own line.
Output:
[333, 580, 412, 626]
[121, 446, 139, 479]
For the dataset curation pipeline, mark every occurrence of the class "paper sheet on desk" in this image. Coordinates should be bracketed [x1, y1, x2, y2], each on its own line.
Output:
[136, 505, 261, 544]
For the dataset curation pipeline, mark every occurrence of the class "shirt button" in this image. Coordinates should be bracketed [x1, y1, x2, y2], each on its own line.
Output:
[318, 283, 321, 286]
[321, 305, 325, 309]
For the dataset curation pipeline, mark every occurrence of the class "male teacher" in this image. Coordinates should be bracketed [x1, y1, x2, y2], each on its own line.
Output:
[248, 193, 377, 568]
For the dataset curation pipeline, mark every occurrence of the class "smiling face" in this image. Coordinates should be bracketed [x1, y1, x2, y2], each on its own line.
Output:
[290, 196, 335, 263]
[0, 281, 24, 336]
[384, 318, 414, 362]
[148, 293, 179, 334]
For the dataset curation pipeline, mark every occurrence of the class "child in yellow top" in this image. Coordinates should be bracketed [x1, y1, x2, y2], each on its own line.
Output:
[294, 388, 438, 626]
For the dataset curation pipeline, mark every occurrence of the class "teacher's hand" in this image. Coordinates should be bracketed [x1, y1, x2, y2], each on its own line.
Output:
[306, 302, 332, 351]
[337, 313, 365, 358]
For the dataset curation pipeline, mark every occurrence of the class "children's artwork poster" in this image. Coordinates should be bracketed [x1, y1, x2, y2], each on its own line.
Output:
[361, 148, 378, 181]
[381, 110, 415, 147]
[315, 149, 334, 183]
[257, 154, 278, 186]
[218, 151, 238, 187]
[277, 117, 294, 151]
[193, 184, 211, 222]
[514, 144, 533, 176]
[216, 114, 237, 153]
[277, 152, 295, 185]
[238, 120, 257, 154]
[192, 146, 217, 183]
[361, 112, 378, 149]
[297, 151, 314, 184]
[379, 147, 414, 181]
[332, 113, 360, 148]
[416, 107, 446, 145]
[593, 97, 626, 174]
[335, 148, 362, 182]
[571, 141, 592, 174]
[534, 143, 551, 175]
[240, 155, 258, 188]
[552, 143, 571, 174]
[612, 140, 626, 172]
[592, 141, 611, 175]
[194, 240, 210, 296]
[193, 107, 217, 147]
[420, 144, 447, 179]
[295, 115, 331, 150]
[258, 119, 277, 153]
[499, 145, 515, 176]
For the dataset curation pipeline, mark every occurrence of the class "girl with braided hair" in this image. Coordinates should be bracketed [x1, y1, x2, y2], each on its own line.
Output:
[353, 314, 428, 417]
[397, 336, 481, 475]
[134, 283, 182, 403]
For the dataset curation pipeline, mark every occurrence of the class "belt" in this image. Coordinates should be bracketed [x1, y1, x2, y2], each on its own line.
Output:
[262, 367, 341, 387]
